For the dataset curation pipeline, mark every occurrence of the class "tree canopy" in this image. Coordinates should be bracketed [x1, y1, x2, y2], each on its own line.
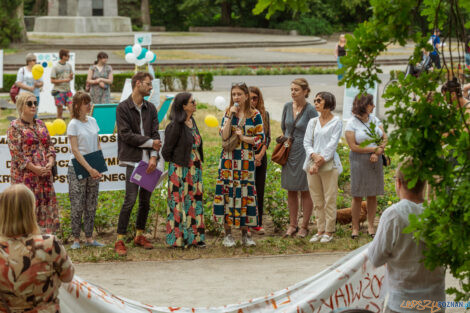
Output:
[340, 0, 470, 301]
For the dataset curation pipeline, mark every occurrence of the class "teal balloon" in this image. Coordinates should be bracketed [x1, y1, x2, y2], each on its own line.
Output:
[150, 53, 157, 63]
[137, 48, 148, 60]
[124, 45, 133, 54]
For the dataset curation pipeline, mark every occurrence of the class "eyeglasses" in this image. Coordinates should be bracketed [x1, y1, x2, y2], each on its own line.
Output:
[232, 82, 247, 88]
[251, 96, 259, 101]
[314, 98, 323, 103]
[190, 99, 196, 104]
[26, 100, 38, 107]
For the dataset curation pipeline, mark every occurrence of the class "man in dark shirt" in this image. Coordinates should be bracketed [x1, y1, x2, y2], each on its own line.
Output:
[114, 72, 161, 256]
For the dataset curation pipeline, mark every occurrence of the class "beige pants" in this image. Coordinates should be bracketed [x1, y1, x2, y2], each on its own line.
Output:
[307, 168, 339, 233]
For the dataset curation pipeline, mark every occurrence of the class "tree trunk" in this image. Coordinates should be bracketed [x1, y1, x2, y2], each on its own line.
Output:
[141, 0, 151, 31]
[221, 1, 231, 26]
[32, 0, 45, 15]
[16, 1, 28, 43]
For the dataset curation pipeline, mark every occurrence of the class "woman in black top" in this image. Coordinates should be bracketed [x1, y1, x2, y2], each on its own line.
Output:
[249, 86, 271, 235]
[335, 34, 347, 81]
[162, 92, 205, 248]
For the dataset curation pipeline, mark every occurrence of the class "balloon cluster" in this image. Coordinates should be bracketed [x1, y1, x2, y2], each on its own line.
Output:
[32, 64, 44, 80]
[124, 44, 157, 66]
[45, 119, 67, 136]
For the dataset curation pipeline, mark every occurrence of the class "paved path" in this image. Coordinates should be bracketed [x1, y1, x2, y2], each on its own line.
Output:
[74, 252, 461, 310]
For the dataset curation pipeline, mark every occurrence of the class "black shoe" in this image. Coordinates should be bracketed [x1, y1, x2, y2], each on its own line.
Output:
[351, 234, 359, 240]
[197, 242, 207, 248]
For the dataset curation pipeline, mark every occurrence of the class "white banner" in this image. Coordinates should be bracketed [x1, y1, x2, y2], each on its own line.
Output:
[59, 245, 385, 313]
[134, 33, 152, 46]
[0, 132, 165, 193]
[35, 52, 76, 114]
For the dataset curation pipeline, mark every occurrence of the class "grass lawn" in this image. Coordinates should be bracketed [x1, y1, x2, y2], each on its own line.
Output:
[1, 102, 399, 263]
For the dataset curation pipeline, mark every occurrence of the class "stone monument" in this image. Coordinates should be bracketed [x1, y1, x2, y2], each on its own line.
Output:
[33, 0, 132, 33]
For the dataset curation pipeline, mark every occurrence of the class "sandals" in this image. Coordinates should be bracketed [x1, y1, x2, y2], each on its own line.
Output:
[283, 226, 299, 238]
[297, 227, 309, 238]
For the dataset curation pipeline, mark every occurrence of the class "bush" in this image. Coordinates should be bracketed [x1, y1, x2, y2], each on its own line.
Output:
[278, 16, 334, 36]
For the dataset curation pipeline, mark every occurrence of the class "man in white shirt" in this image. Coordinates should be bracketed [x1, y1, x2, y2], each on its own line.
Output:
[368, 159, 446, 313]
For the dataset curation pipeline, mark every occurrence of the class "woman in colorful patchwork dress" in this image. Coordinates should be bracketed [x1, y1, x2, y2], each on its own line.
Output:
[162, 92, 205, 248]
[86, 51, 113, 104]
[213, 82, 265, 247]
[0, 184, 74, 313]
[7, 92, 60, 234]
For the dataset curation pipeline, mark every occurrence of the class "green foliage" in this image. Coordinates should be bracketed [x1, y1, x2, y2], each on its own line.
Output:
[277, 16, 333, 36]
[253, 0, 310, 18]
[343, 0, 470, 301]
[0, 0, 23, 48]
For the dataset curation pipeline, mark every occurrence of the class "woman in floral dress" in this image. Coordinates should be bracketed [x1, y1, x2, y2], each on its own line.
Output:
[162, 92, 205, 248]
[7, 92, 60, 234]
[213, 82, 265, 247]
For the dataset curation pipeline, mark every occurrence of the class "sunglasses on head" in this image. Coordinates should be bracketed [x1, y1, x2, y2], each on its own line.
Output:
[232, 82, 247, 88]
[26, 100, 38, 107]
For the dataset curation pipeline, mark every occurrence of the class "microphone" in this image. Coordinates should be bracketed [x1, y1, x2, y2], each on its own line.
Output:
[231, 102, 239, 118]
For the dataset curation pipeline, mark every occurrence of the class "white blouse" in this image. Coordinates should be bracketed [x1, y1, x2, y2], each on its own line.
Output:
[302, 116, 343, 174]
[344, 115, 383, 148]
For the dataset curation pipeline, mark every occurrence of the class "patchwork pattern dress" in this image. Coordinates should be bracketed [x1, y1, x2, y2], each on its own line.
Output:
[7, 119, 60, 234]
[166, 125, 205, 247]
[213, 111, 264, 228]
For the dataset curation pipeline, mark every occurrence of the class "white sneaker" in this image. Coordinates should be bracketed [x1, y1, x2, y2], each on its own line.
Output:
[223, 234, 236, 247]
[320, 234, 334, 243]
[309, 233, 324, 243]
[242, 234, 256, 247]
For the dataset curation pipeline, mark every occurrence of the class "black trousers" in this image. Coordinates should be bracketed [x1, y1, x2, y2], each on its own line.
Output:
[430, 53, 441, 69]
[117, 166, 152, 234]
[255, 154, 267, 226]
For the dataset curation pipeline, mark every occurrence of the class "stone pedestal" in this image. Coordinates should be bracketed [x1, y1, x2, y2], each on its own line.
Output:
[34, 16, 131, 33]
[33, 0, 131, 33]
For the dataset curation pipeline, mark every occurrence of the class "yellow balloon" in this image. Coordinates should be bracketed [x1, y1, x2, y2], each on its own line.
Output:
[52, 119, 66, 135]
[204, 115, 219, 128]
[45, 121, 56, 136]
[32, 64, 44, 80]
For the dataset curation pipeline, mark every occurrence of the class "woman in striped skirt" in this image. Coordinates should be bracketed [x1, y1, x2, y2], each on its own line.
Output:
[345, 93, 387, 239]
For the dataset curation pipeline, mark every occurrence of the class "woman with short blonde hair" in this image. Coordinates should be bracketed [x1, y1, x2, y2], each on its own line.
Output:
[7, 91, 60, 234]
[0, 184, 74, 312]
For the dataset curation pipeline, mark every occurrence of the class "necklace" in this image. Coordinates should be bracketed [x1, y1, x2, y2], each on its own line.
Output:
[293, 103, 305, 116]
[185, 119, 193, 128]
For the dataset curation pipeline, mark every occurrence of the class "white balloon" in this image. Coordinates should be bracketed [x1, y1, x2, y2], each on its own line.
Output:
[125, 53, 137, 64]
[132, 44, 142, 57]
[145, 51, 154, 62]
[136, 58, 147, 66]
[214, 96, 227, 111]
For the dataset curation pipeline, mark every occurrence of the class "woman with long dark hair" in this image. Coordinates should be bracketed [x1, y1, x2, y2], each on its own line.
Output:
[162, 92, 205, 248]
[249, 86, 271, 235]
[213, 82, 265, 247]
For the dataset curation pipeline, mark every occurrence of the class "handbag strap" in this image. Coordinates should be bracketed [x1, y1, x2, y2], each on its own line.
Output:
[356, 115, 373, 133]
[288, 103, 307, 137]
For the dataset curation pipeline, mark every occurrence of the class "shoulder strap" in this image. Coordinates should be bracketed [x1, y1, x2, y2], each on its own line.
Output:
[356, 116, 372, 133]
[290, 104, 307, 135]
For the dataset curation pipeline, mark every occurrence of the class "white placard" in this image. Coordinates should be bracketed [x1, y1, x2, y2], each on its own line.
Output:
[342, 82, 378, 122]
[134, 33, 152, 46]
[120, 78, 160, 109]
[0, 50, 3, 89]
[35, 52, 76, 114]
[0, 132, 165, 193]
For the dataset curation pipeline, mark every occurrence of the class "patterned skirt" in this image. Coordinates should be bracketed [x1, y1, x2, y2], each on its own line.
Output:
[166, 150, 205, 247]
[349, 151, 384, 197]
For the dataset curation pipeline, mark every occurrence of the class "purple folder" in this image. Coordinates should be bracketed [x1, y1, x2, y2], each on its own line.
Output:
[129, 160, 163, 192]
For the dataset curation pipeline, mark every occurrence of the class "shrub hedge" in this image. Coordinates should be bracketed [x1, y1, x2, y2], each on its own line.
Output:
[0, 71, 215, 93]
